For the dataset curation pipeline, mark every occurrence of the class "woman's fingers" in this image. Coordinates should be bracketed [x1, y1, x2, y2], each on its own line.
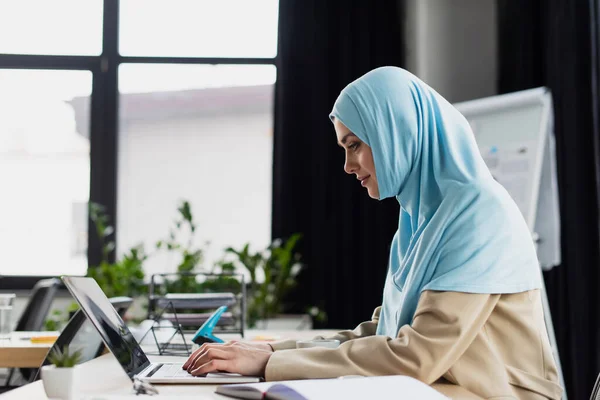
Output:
[183, 346, 211, 370]
[183, 342, 230, 370]
[189, 348, 234, 376]
[202, 347, 233, 361]
[190, 359, 229, 376]
[185, 343, 273, 377]
[188, 346, 235, 372]
[182, 347, 204, 369]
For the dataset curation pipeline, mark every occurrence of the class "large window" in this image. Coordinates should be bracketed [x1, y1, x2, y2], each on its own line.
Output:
[116, 64, 275, 276]
[119, 0, 279, 58]
[0, 1, 103, 56]
[0, 1, 278, 285]
[0, 69, 92, 276]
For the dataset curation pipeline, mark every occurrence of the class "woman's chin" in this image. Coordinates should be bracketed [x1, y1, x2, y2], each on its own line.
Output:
[366, 187, 380, 200]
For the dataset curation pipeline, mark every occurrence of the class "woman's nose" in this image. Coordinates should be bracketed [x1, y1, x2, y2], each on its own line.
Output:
[344, 156, 357, 175]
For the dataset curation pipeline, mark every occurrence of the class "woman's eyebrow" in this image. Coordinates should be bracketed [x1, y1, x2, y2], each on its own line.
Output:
[337, 132, 357, 147]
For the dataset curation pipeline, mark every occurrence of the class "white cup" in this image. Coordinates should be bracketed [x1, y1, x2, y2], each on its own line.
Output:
[296, 339, 340, 349]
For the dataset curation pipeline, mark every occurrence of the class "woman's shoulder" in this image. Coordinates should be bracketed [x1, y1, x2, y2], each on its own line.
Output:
[443, 179, 512, 206]
[438, 179, 524, 225]
[431, 179, 537, 264]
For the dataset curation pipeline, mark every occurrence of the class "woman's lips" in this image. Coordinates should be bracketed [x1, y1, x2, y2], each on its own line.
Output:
[360, 176, 370, 187]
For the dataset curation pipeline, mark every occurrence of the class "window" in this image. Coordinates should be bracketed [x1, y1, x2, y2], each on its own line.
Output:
[0, 69, 92, 276]
[119, 0, 279, 58]
[115, 64, 275, 276]
[0, 2, 279, 286]
[0, 0, 103, 56]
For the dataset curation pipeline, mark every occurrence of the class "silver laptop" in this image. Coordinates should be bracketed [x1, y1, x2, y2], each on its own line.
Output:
[62, 276, 260, 384]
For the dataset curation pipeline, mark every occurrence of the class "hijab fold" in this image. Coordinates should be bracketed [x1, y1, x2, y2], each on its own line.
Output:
[330, 67, 542, 337]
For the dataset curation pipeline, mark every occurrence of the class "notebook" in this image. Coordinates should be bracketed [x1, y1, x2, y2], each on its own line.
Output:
[215, 375, 449, 400]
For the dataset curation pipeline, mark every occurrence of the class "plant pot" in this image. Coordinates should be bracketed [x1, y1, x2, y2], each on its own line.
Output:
[41, 365, 79, 400]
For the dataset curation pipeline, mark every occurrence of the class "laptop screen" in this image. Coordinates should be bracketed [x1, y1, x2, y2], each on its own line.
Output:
[62, 276, 150, 379]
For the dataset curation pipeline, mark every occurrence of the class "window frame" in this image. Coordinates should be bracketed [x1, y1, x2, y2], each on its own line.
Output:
[0, 0, 279, 290]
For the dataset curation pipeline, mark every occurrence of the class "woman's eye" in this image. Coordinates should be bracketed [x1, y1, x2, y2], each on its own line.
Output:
[348, 142, 360, 151]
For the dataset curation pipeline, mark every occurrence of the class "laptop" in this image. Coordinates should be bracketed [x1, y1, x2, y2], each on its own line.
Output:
[62, 276, 261, 384]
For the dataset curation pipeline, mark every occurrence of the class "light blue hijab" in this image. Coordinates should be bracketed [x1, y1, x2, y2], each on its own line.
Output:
[329, 67, 542, 338]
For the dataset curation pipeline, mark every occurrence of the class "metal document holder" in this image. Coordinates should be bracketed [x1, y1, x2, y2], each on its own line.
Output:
[140, 300, 191, 357]
[147, 272, 246, 338]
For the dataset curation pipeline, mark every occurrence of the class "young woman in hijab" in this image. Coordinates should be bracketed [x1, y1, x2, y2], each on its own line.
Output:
[182, 67, 563, 400]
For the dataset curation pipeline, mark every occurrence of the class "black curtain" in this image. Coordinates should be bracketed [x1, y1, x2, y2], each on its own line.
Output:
[498, 1, 600, 398]
[272, 1, 405, 329]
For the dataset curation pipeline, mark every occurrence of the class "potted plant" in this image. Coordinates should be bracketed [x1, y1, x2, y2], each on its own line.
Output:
[86, 202, 148, 323]
[87, 203, 148, 299]
[41, 346, 83, 400]
[155, 200, 206, 294]
[225, 233, 325, 329]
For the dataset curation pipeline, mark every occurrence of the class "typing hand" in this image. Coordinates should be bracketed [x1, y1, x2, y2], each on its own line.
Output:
[182, 340, 273, 370]
[182, 341, 273, 377]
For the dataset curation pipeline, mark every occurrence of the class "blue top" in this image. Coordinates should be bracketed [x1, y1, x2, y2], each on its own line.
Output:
[329, 67, 542, 338]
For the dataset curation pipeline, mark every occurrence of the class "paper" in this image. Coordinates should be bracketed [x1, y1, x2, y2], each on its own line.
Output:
[83, 396, 213, 400]
[218, 375, 449, 400]
[274, 376, 448, 399]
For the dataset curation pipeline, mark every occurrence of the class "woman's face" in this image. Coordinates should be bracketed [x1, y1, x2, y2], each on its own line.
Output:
[334, 118, 379, 199]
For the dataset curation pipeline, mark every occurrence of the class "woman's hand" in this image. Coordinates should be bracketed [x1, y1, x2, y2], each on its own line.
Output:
[182, 341, 274, 377]
[229, 340, 274, 352]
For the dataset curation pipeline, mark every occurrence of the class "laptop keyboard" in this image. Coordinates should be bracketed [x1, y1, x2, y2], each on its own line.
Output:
[152, 363, 195, 378]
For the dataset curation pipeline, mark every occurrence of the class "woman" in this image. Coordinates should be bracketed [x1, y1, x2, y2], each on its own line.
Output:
[183, 67, 563, 400]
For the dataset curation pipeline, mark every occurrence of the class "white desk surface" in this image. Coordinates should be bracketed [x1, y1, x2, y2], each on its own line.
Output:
[0, 329, 339, 400]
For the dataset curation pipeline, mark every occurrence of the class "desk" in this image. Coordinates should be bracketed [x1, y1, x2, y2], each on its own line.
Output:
[0, 330, 482, 400]
[0, 355, 480, 400]
[0, 332, 58, 368]
[0, 330, 338, 400]
[2, 353, 219, 399]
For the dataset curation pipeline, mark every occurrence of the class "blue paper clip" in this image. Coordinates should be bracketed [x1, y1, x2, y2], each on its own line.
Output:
[191, 305, 228, 345]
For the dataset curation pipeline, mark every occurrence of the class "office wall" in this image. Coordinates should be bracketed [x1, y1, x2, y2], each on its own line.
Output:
[404, 0, 497, 102]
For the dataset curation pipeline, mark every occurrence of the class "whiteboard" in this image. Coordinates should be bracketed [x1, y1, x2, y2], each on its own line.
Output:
[454, 88, 566, 399]
[454, 87, 561, 270]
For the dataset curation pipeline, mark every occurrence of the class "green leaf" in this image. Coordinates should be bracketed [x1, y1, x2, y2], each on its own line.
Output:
[48, 346, 82, 368]
[178, 201, 193, 223]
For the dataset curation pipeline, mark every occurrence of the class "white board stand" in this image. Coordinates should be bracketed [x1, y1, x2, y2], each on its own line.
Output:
[455, 88, 565, 398]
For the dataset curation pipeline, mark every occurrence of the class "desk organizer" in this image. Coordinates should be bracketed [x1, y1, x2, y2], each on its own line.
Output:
[147, 272, 246, 339]
[139, 300, 192, 357]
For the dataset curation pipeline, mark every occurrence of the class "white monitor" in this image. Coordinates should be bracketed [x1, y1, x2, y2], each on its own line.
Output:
[454, 87, 561, 270]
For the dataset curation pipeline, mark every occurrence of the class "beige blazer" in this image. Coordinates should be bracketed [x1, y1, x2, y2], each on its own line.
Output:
[265, 290, 563, 400]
